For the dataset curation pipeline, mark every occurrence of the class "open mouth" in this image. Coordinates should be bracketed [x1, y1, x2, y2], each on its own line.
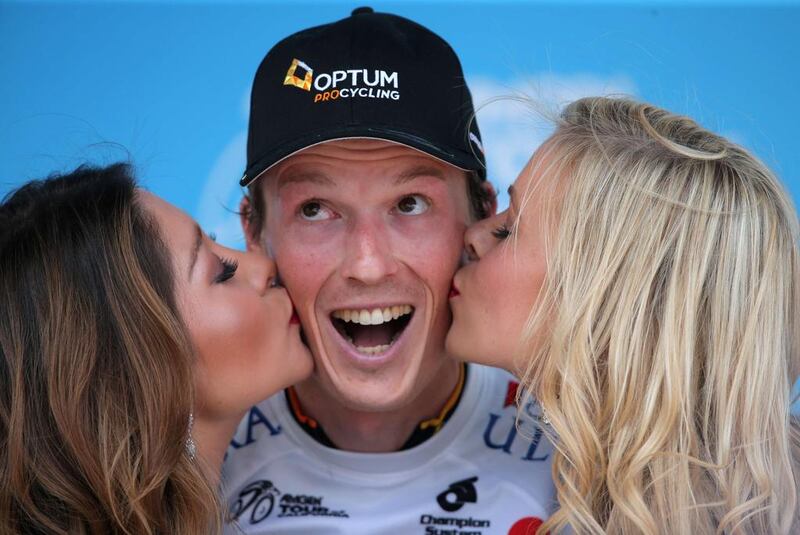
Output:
[330, 305, 415, 356]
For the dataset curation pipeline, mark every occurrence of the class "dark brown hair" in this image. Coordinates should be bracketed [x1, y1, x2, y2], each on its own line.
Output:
[0, 164, 221, 534]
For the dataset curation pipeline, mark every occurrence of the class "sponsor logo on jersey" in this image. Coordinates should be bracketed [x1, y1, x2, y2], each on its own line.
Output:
[482, 381, 551, 462]
[231, 480, 281, 524]
[504, 380, 519, 408]
[420, 514, 491, 535]
[508, 516, 545, 535]
[229, 406, 282, 451]
[437, 477, 478, 512]
[231, 479, 349, 524]
[282, 58, 401, 103]
[421, 476, 491, 534]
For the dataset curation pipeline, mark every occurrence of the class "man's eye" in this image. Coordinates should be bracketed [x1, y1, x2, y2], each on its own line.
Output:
[299, 201, 333, 221]
[396, 194, 430, 216]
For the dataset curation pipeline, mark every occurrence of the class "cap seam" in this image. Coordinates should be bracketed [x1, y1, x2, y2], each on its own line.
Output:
[243, 135, 479, 188]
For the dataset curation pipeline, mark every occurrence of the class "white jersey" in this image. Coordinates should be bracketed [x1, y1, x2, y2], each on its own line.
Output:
[221, 365, 556, 535]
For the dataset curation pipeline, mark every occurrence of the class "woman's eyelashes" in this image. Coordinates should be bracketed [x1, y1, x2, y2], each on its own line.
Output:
[491, 223, 512, 240]
[214, 256, 239, 283]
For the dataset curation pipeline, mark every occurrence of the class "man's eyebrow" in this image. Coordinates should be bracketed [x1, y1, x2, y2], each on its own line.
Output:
[188, 223, 203, 277]
[395, 165, 446, 185]
[277, 171, 335, 189]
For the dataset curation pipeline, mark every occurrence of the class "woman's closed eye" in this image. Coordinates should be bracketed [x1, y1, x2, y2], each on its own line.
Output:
[491, 224, 511, 240]
[214, 257, 239, 283]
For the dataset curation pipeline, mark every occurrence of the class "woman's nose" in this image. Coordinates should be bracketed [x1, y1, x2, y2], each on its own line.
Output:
[238, 249, 277, 294]
[463, 219, 491, 262]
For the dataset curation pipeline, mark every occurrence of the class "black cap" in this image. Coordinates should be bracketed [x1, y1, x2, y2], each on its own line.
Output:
[241, 7, 486, 187]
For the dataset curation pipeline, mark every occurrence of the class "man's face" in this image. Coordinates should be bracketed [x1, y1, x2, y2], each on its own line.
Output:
[248, 139, 472, 412]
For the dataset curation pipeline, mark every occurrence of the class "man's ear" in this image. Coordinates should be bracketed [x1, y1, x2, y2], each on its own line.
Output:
[239, 196, 264, 253]
[482, 181, 498, 217]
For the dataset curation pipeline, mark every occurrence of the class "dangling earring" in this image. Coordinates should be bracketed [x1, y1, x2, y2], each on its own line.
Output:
[185, 412, 197, 460]
[538, 407, 551, 426]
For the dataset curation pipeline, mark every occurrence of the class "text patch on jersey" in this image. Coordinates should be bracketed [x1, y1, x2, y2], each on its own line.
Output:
[231, 479, 349, 525]
[420, 476, 493, 534]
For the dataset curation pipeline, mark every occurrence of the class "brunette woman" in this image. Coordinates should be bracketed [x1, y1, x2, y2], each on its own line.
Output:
[0, 163, 312, 534]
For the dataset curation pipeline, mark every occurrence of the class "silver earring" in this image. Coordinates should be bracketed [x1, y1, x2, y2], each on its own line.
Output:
[185, 412, 197, 460]
[538, 408, 551, 426]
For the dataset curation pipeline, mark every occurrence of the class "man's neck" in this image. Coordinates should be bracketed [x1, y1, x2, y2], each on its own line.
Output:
[292, 358, 462, 453]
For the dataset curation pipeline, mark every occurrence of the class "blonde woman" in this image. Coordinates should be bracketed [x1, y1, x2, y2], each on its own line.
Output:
[0, 164, 313, 534]
[447, 97, 800, 534]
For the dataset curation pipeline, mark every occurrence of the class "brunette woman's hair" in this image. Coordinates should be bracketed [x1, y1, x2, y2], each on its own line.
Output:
[0, 164, 221, 534]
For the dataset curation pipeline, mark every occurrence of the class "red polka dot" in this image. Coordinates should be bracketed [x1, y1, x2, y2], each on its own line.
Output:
[508, 516, 545, 535]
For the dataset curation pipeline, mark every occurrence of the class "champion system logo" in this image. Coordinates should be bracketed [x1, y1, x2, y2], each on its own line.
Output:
[282, 58, 400, 103]
[436, 476, 479, 512]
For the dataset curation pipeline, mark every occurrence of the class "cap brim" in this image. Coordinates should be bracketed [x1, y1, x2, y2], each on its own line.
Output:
[240, 126, 485, 187]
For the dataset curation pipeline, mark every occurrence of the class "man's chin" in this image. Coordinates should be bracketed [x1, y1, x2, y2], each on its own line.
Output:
[307, 305, 439, 411]
[327, 378, 420, 413]
[312, 346, 426, 412]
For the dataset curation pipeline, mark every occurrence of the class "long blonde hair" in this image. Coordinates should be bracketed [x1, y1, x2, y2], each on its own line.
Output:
[517, 97, 800, 534]
[0, 164, 221, 534]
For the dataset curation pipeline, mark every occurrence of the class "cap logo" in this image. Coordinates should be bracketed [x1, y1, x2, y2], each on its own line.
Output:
[282, 59, 400, 104]
[283, 59, 313, 91]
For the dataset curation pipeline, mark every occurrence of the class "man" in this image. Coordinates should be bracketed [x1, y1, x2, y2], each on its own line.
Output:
[223, 7, 554, 534]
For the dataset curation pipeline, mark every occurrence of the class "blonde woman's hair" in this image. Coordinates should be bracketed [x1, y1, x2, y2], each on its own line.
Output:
[516, 97, 800, 534]
[0, 164, 222, 534]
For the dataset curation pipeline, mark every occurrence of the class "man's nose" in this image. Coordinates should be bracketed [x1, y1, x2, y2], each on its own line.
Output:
[341, 219, 399, 284]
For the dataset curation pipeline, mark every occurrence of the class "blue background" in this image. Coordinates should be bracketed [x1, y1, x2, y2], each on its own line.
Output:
[2, 1, 799, 403]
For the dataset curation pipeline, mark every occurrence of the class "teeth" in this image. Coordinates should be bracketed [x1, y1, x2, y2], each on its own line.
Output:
[332, 305, 413, 326]
[339, 333, 396, 354]
[355, 344, 391, 356]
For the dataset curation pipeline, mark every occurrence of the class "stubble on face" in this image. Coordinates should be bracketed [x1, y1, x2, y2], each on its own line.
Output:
[248, 140, 471, 417]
